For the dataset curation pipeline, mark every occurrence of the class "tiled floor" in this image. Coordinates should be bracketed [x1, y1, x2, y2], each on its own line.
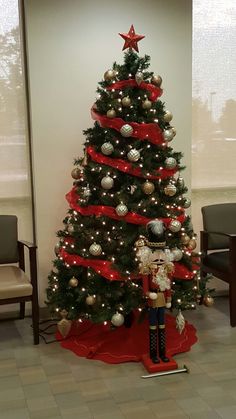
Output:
[0, 296, 236, 419]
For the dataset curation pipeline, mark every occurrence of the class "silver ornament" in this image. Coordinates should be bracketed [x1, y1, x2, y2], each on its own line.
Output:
[89, 242, 102, 256]
[183, 197, 191, 208]
[171, 248, 183, 261]
[54, 243, 60, 255]
[120, 124, 134, 137]
[101, 176, 114, 190]
[165, 157, 177, 169]
[135, 71, 143, 85]
[142, 99, 152, 110]
[83, 185, 91, 198]
[164, 184, 177, 196]
[127, 148, 140, 162]
[169, 220, 182, 232]
[67, 224, 75, 234]
[177, 177, 185, 188]
[111, 312, 124, 327]
[163, 110, 173, 123]
[164, 129, 175, 142]
[115, 204, 128, 217]
[104, 69, 116, 81]
[101, 142, 114, 156]
[176, 310, 185, 334]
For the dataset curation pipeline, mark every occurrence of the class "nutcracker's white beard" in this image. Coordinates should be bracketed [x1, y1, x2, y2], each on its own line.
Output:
[152, 265, 171, 291]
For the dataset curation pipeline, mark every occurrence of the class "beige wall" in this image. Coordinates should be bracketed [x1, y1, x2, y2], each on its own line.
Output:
[24, 0, 192, 305]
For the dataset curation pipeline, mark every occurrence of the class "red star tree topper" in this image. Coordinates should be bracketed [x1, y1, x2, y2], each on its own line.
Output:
[119, 25, 145, 52]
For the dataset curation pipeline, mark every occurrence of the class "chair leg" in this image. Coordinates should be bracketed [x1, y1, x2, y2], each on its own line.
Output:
[19, 302, 25, 319]
[31, 298, 39, 345]
[229, 283, 236, 327]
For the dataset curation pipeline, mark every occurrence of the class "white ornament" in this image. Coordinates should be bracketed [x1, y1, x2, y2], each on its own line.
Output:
[176, 310, 185, 334]
[111, 312, 124, 327]
[89, 242, 102, 256]
[120, 124, 134, 137]
[165, 157, 177, 169]
[101, 176, 114, 190]
[169, 220, 182, 232]
[164, 184, 177, 196]
[171, 248, 183, 261]
[164, 129, 175, 142]
[101, 142, 114, 155]
[127, 148, 140, 162]
[115, 204, 128, 217]
[135, 71, 143, 85]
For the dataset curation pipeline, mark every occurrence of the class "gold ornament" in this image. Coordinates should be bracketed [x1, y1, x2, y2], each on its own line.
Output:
[120, 124, 133, 137]
[86, 295, 96, 305]
[71, 167, 81, 179]
[169, 220, 182, 232]
[164, 184, 177, 196]
[104, 69, 116, 81]
[57, 310, 72, 338]
[121, 96, 131, 107]
[69, 277, 78, 287]
[115, 203, 128, 217]
[127, 148, 140, 162]
[188, 239, 197, 250]
[106, 109, 116, 118]
[180, 234, 190, 245]
[101, 142, 114, 155]
[135, 235, 147, 247]
[164, 110, 173, 123]
[89, 242, 102, 256]
[203, 295, 214, 307]
[151, 75, 162, 87]
[142, 181, 155, 195]
[142, 99, 152, 110]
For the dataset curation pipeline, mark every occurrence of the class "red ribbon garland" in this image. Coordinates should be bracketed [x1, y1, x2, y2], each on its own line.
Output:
[91, 108, 164, 146]
[87, 146, 177, 180]
[106, 79, 163, 102]
[66, 187, 186, 226]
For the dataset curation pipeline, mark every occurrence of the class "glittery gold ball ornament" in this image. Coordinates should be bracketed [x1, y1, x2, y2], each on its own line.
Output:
[181, 234, 190, 245]
[101, 142, 114, 156]
[106, 109, 116, 118]
[164, 129, 175, 142]
[142, 99, 152, 110]
[121, 96, 131, 107]
[69, 277, 79, 287]
[89, 242, 102, 256]
[164, 110, 173, 123]
[115, 204, 128, 217]
[169, 220, 182, 232]
[151, 75, 162, 87]
[188, 239, 197, 250]
[142, 181, 155, 195]
[164, 184, 177, 196]
[104, 69, 116, 81]
[203, 295, 214, 307]
[120, 124, 134, 137]
[101, 176, 114, 190]
[135, 71, 143, 85]
[165, 157, 177, 169]
[111, 312, 124, 327]
[183, 198, 191, 208]
[71, 167, 81, 179]
[171, 248, 183, 261]
[86, 295, 96, 305]
[127, 148, 140, 162]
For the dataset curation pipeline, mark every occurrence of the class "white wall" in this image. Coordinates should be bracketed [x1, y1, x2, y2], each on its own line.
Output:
[24, 0, 192, 305]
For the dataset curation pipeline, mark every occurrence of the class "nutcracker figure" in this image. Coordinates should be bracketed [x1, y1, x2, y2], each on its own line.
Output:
[136, 219, 174, 364]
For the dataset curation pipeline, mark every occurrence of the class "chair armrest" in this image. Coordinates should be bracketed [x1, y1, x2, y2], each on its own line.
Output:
[202, 231, 236, 238]
[17, 241, 37, 288]
[18, 240, 37, 250]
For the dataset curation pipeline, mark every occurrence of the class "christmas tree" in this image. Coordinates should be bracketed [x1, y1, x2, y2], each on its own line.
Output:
[47, 26, 202, 330]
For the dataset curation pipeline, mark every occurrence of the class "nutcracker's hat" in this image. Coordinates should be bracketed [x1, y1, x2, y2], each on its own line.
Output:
[146, 219, 166, 248]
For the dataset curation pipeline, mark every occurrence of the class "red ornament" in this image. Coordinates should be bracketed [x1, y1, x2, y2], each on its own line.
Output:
[119, 25, 145, 52]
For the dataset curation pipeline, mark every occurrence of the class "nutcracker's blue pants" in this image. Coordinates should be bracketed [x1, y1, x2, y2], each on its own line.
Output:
[149, 306, 165, 327]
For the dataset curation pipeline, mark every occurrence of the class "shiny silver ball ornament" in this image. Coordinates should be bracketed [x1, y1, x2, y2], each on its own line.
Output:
[89, 242, 102, 256]
[151, 75, 162, 87]
[115, 204, 128, 217]
[106, 109, 116, 118]
[69, 277, 79, 287]
[101, 176, 114, 190]
[183, 198, 191, 208]
[177, 177, 185, 188]
[165, 157, 177, 169]
[111, 312, 124, 327]
[101, 142, 114, 156]
[142, 99, 152, 110]
[127, 148, 140, 162]
[142, 181, 155, 195]
[135, 71, 143, 85]
[121, 96, 131, 107]
[104, 69, 116, 81]
[164, 129, 175, 142]
[164, 184, 177, 196]
[164, 110, 173, 123]
[86, 295, 96, 305]
[120, 124, 134, 137]
[171, 248, 183, 261]
[169, 220, 182, 232]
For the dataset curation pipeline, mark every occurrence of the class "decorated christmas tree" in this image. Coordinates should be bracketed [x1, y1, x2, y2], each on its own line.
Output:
[47, 26, 203, 333]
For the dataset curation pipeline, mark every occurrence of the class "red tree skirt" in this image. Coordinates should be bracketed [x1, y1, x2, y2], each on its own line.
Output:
[57, 313, 197, 364]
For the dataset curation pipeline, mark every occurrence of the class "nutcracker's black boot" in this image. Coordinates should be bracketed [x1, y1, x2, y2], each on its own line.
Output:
[158, 326, 169, 362]
[149, 327, 160, 363]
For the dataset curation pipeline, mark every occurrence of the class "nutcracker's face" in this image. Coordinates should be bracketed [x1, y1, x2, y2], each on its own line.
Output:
[150, 249, 167, 265]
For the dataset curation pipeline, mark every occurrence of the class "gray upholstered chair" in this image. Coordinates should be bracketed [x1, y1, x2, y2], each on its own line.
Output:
[201, 203, 236, 327]
[0, 215, 39, 343]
